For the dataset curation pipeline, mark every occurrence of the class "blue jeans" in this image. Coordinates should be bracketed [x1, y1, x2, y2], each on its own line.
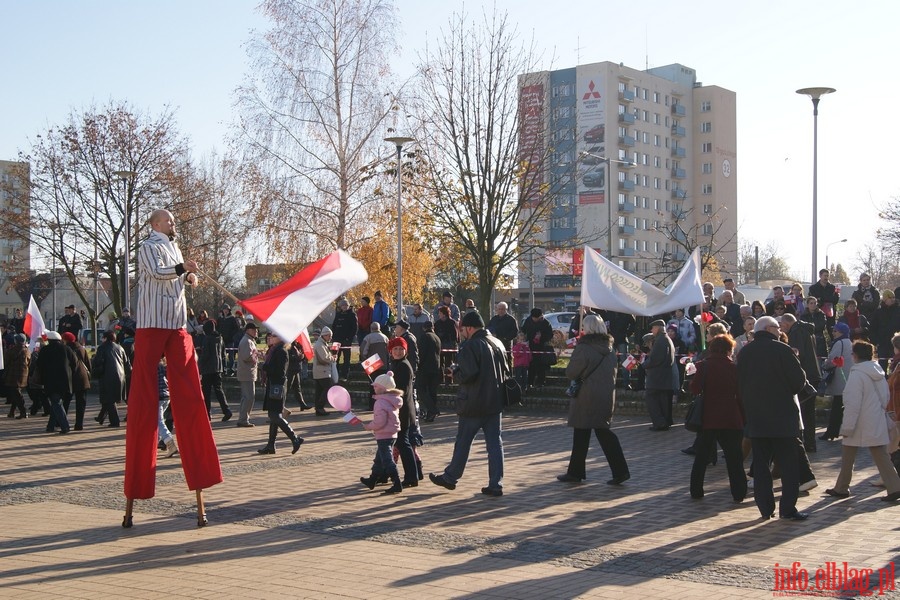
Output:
[443, 413, 504, 489]
[371, 438, 399, 479]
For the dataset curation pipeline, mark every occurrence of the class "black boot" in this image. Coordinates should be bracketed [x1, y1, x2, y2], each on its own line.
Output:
[360, 476, 377, 490]
[383, 473, 403, 495]
[7, 407, 15, 418]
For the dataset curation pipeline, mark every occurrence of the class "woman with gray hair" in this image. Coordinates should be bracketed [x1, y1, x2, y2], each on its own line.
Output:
[556, 314, 630, 485]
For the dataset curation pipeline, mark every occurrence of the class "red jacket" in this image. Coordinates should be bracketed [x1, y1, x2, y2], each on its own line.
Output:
[690, 354, 745, 430]
[357, 305, 373, 333]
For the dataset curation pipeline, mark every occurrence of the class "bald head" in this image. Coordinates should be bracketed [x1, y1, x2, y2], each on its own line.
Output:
[150, 209, 176, 239]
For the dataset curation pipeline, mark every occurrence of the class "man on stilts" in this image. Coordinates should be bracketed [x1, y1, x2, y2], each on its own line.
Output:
[123, 209, 223, 528]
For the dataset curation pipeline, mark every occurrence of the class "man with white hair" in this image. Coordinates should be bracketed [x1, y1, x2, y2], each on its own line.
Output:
[737, 316, 813, 521]
[487, 302, 519, 352]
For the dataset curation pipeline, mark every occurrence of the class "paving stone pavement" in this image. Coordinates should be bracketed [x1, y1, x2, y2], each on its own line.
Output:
[1, 394, 898, 599]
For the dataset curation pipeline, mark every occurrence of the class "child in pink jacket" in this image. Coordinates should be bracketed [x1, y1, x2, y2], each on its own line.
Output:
[360, 371, 403, 494]
[511, 332, 532, 391]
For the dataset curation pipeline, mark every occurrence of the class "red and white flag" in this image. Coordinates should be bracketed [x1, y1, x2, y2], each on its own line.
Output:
[621, 354, 639, 371]
[361, 354, 384, 375]
[239, 250, 368, 345]
[23, 295, 46, 351]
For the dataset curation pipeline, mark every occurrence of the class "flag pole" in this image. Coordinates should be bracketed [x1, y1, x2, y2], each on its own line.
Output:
[194, 268, 241, 306]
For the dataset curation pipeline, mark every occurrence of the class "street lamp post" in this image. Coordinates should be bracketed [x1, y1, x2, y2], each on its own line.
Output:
[796, 87, 835, 283]
[384, 136, 413, 319]
[114, 170, 136, 311]
[825, 238, 847, 274]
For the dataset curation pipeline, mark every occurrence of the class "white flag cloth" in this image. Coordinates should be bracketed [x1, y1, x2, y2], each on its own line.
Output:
[580, 246, 705, 316]
[239, 250, 368, 345]
[23, 295, 46, 351]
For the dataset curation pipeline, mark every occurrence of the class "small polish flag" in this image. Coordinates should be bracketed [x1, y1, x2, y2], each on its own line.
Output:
[685, 361, 697, 377]
[23, 295, 46, 351]
[621, 354, 638, 370]
[239, 250, 368, 345]
[362, 354, 384, 375]
[566, 336, 578, 348]
[331, 341, 342, 353]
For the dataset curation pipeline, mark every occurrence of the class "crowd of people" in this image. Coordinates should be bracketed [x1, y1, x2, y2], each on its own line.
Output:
[2, 264, 899, 514]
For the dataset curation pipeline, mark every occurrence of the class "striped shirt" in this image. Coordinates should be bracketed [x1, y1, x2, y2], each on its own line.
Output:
[136, 231, 189, 330]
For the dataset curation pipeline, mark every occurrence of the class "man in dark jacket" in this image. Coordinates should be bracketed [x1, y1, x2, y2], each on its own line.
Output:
[738, 316, 813, 521]
[416, 321, 442, 422]
[217, 305, 238, 375]
[487, 302, 519, 351]
[780, 313, 822, 454]
[851, 273, 880, 319]
[36, 331, 78, 434]
[331, 299, 358, 381]
[92, 330, 131, 427]
[521, 308, 554, 389]
[393, 319, 419, 375]
[198, 320, 232, 421]
[430, 311, 508, 496]
[4, 333, 30, 419]
[809, 269, 839, 329]
[644, 319, 674, 431]
[62, 332, 91, 430]
[57, 305, 83, 341]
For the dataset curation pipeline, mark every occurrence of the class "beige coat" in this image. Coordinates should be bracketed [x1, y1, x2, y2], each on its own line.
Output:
[236, 334, 258, 382]
[312, 337, 336, 380]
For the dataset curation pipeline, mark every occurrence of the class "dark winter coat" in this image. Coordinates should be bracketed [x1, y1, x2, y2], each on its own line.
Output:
[36, 340, 78, 396]
[453, 329, 507, 418]
[3, 342, 30, 388]
[92, 340, 130, 404]
[786, 319, 822, 387]
[736, 330, 809, 438]
[417, 331, 442, 376]
[198, 330, 224, 375]
[869, 302, 900, 359]
[690, 354, 744, 430]
[66, 341, 92, 392]
[331, 308, 358, 344]
[487, 313, 519, 349]
[390, 357, 416, 430]
[565, 333, 617, 429]
[400, 331, 418, 374]
[262, 343, 288, 412]
[644, 332, 675, 390]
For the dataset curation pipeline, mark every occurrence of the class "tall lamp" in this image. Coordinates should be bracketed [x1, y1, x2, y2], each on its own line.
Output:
[384, 137, 413, 319]
[796, 87, 835, 283]
[113, 170, 136, 311]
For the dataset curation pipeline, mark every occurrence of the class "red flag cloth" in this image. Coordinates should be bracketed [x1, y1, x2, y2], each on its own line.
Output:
[832, 356, 844, 368]
[296, 330, 314, 361]
[23, 295, 46, 351]
[239, 250, 367, 344]
[361, 354, 384, 375]
[701, 311, 714, 323]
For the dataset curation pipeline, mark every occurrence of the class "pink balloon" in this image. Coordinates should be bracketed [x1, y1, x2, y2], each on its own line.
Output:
[327, 385, 352, 412]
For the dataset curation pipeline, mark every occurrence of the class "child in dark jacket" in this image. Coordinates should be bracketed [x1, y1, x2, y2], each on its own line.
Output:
[360, 371, 403, 494]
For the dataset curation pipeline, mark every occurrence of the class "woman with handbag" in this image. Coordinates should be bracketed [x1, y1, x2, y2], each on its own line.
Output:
[556, 315, 630, 486]
[257, 333, 304, 455]
[825, 341, 900, 501]
[819, 322, 854, 441]
[688, 334, 747, 502]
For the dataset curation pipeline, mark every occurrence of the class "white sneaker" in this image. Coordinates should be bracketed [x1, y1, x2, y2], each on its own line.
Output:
[799, 479, 818, 492]
[163, 438, 179, 458]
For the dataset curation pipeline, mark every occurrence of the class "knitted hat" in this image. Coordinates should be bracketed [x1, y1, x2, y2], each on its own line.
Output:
[373, 370, 400, 392]
[460, 311, 485, 328]
[62, 332, 76, 343]
[320, 326, 333, 336]
[387, 336, 407, 351]
[833, 322, 850, 336]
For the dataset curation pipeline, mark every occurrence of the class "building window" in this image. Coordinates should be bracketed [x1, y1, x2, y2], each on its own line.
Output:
[642, 197, 649, 209]
[653, 134, 660, 147]
[702, 184, 713, 195]
[701, 101, 711, 112]
[654, 156, 661, 167]
[654, 198, 660, 209]
[642, 110, 649, 121]
[553, 106, 573, 119]
[702, 142, 713, 153]
[619, 238, 626, 250]
[642, 88, 649, 100]
[642, 153, 649, 165]
[701, 162, 713, 174]
[618, 81, 627, 93]
[618, 193, 626, 205]
[642, 240, 648, 251]
[653, 92, 660, 103]
[654, 241, 660, 252]
[703, 203, 713, 214]
[551, 84, 573, 97]
[700, 122, 712, 133]
[702, 224, 713, 235]
[653, 113, 660, 125]
[654, 177, 660, 189]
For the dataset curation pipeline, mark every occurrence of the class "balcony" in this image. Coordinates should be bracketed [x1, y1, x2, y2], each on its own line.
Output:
[671, 168, 686, 179]
[672, 103, 686, 117]
[672, 187, 687, 199]
[618, 112, 635, 124]
[617, 248, 635, 257]
[671, 146, 686, 158]
[617, 201, 635, 213]
[618, 225, 635, 235]
[671, 125, 686, 137]
[618, 179, 635, 191]
[619, 90, 635, 102]
[618, 135, 635, 147]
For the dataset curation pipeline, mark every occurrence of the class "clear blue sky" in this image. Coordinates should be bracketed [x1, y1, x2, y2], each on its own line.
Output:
[3, 0, 898, 283]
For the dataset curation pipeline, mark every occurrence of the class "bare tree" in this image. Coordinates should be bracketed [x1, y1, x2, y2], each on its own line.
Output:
[854, 243, 900, 290]
[877, 195, 900, 251]
[735, 240, 794, 284]
[0, 102, 192, 325]
[412, 8, 557, 315]
[235, 0, 400, 261]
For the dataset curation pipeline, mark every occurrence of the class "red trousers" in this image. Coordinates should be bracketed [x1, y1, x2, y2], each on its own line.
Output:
[124, 328, 223, 499]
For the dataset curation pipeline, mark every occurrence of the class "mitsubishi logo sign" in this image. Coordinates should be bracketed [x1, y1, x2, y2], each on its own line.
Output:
[583, 80, 601, 100]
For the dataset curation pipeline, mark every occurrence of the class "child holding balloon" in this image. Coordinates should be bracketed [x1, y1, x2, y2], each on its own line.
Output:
[358, 372, 404, 494]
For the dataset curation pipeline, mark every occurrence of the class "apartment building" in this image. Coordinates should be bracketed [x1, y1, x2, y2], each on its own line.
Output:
[517, 62, 736, 310]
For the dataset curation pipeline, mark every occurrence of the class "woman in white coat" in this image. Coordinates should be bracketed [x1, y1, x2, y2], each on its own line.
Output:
[825, 341, 900, 501]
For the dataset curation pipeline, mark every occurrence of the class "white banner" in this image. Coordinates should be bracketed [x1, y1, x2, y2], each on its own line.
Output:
[579, 246, 705, 316]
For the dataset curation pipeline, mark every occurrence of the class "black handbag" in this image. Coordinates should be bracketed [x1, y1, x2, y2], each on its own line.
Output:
[270, 384, 284, 400]
[503, 378, 523, 407]
[684, 363, 705, 432]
